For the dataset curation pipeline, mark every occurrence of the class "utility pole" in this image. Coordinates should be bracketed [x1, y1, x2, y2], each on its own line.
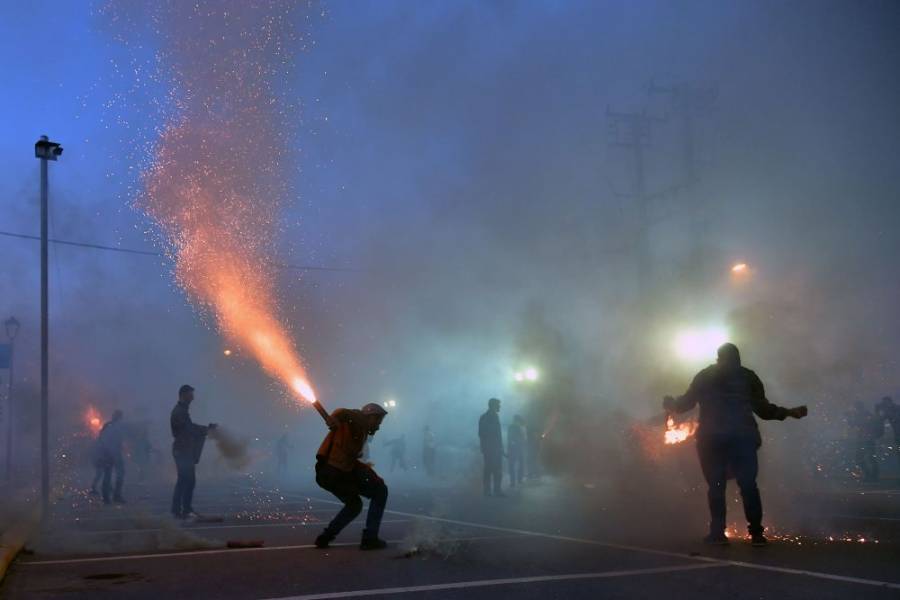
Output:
[648, 82, 716, 277]
[34, 135, 62, 520]
[606, 108, 660, 297]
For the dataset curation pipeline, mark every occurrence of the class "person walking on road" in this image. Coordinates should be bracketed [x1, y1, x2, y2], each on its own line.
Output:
[97, 409, 126, 504]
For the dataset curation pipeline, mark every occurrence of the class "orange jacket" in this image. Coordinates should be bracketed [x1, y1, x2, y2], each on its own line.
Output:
[316, 408, 369, 472]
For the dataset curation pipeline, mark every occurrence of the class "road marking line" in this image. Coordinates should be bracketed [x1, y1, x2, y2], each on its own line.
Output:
[259, 563, 728, 599]
[284, 492, 900, 591]
[19, 534, 523, 566]
[71, 519, 411, 535]
[66, 509, 335, 523]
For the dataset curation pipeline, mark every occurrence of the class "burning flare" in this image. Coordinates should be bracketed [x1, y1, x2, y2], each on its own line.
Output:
[85, 406, 103, 437]
[664, 415, 697, 445]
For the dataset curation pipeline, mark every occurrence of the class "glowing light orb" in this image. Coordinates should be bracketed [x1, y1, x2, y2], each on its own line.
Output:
[523, 367, 539, 382]
[673, 326, 729, 364]
[223, 349, 232, 356]
[731, 262, 748, 273]
[514, 372, 525, 382]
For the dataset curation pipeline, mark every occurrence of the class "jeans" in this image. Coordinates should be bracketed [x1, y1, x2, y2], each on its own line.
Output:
[483, 451, 502, 495]
[697, 436, 763, 536]
[171, 456, 197, 517]
[101, 456, 125, 502]
[316, 461, 388, 539]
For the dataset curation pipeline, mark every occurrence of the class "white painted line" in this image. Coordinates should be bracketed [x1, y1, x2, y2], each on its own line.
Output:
[260, 563, 729, 599]
[20, 534, 523, 566]
[827, 514, 900, 522]
[73, 519, 411, 535]
[280, 491, 900, 591]
[66, 509, 335, 523]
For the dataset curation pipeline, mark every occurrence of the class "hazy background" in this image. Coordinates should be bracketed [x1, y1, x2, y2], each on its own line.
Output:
[1, 1, 899, 501]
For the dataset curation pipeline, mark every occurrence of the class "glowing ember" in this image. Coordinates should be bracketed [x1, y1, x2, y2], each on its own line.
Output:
[132, 3, 317, 405]
[664, 415, 697, 445]
[85, 406, 103, 437]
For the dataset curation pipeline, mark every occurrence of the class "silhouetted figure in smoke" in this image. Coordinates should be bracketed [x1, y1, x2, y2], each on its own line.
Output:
[97, 410, 127, 504]
[875, 396, 900, 471]
[315, 403, 389, 550]
[275, 433, 293, 475]
[422, 425, 436, 477]
[664, 343, 807, 546]
[508, 414, 526, 488]
[847, 400, 881, 482]
[479, 397, 505, 497]
[170, 385, 217, 519]
[383, 433, 408, 472]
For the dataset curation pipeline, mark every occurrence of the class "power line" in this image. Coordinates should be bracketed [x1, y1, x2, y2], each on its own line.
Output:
[0, 229, 359, 273]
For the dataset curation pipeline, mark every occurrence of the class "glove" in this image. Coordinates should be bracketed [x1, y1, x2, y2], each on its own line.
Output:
[788, 406, 808, 419]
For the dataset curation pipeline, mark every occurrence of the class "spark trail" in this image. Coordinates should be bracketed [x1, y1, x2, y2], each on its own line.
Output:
[115, 1, 317, 404]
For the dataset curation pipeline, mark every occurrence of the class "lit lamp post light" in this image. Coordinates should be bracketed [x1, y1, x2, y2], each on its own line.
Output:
[672, 326, 729, 365]
[513, 366, 540, 384]
[382, 399, 397, 409]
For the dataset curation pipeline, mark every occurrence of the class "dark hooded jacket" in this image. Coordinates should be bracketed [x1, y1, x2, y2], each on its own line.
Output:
[670, 362, 790, 447]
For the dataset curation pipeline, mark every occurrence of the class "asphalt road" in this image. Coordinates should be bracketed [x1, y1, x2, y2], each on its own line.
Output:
[3, 475, 899, 599]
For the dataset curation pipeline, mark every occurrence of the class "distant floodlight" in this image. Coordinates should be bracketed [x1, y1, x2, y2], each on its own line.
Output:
[524, 367, 539, 382]
[514, 372, 525, 382]
[388, 399, 397, 408]
[731, 262, 748, 274]
[673, 326, 729, 364]
[223, 349, 232, 356]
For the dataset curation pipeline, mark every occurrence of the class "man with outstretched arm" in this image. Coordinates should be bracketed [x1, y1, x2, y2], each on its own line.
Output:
[663, 343, 807, 546]
[170, 384, 217, 520]
[314, 403, 389, 550]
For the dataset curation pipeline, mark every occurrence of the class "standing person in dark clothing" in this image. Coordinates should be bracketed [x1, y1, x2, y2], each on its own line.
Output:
[315, 403, 389, 550]
[383, 434, 408, 472]
[422, 425, 436, 477]
[479, 398, 504, 497]
[664, 343, 807, 546]
[508, 414, 526, 488]
[170, 385, 217, 519]
[847, 401, 881, 482]
[97, 410, 126, 504]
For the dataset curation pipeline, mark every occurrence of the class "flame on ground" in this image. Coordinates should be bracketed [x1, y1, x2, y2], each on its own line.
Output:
[664, 415, 697, 445]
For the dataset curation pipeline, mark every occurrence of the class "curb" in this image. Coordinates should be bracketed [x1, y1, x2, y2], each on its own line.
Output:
[0, 508, 41, 584]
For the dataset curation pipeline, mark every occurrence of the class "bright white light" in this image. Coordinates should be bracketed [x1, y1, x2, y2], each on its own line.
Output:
[292, 377, 317, 403]
[731, 262, 748, 273]
[514, 372, 525, 382]
[673, 326, 729, 364]
[524, 367, 539, 382]
[388, 399, 397, 408]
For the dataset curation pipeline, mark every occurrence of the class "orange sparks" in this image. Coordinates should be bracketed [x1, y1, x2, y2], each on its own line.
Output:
[86, 406, 103, 437]
[135, 3, 316, 405]
[664, 415, 697, 445]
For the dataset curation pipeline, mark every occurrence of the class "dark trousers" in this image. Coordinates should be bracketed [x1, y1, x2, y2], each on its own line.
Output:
[508, 447, 524, 487]
[483, 451, 502, 495]
[316, 461, 388, 539]
[171, 456, 197, 517]
[101, 457, 125, 502]
[91, 465, 103, 492]
[697, 436, 763, 536]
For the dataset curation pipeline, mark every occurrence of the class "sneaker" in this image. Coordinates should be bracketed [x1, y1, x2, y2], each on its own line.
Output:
[360, 536, 387, 551]
[751, 534, 768, 547]
[315, 532, 334, 549]
[703, 533, 730, 545]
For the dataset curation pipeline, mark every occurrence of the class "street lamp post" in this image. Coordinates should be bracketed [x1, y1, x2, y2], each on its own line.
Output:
[4, 317, 19, 481]
[35, 135, 62, 518]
